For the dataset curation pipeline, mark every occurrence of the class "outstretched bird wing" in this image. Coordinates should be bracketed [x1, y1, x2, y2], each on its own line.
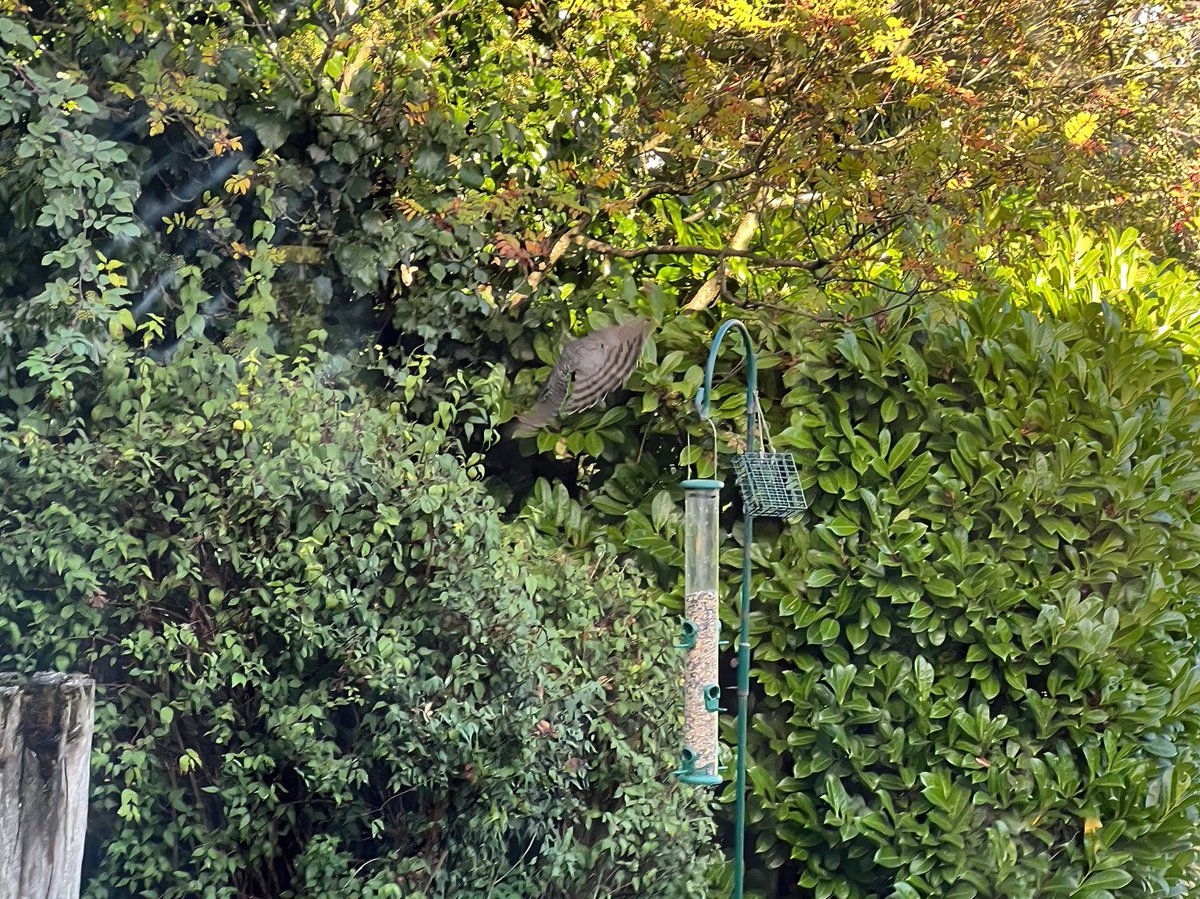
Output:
[517, 318, 653, 430]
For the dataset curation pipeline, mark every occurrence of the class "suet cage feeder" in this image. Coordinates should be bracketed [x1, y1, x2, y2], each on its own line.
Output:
[731, 451, 807, 521]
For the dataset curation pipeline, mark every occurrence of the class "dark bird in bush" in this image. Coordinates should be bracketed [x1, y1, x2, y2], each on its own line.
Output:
[516, 317, 654, 432]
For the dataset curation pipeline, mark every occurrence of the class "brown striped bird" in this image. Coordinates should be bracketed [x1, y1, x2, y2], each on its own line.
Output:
[516, 317, 654, 432]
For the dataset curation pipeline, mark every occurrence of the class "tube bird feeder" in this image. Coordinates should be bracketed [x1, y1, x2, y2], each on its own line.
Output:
[676, 478, 723, 786]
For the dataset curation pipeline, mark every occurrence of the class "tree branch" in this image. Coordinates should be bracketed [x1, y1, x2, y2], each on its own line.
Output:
[633, 73, 807, 205]
[737, 284, 938, 324]
[683, 186, 768, 312]
[684, 190, 826, 312]
[571, 236, 829, 270]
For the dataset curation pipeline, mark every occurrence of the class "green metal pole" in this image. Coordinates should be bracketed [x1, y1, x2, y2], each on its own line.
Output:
[695, 319, 757, 899]
[734, 510, 752, 899]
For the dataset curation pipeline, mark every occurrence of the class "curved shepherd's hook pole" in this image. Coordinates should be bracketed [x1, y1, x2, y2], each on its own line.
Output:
[695, 318, 757, 899]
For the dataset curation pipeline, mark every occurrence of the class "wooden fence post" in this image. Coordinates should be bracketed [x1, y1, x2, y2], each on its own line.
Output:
[0, 673, 95, 899]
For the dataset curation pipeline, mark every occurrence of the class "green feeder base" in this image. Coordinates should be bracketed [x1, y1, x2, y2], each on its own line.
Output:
[672, 747, 722, 786]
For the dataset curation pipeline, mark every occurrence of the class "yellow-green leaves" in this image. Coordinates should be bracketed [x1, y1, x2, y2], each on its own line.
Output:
[1064, 111, 1099, 147]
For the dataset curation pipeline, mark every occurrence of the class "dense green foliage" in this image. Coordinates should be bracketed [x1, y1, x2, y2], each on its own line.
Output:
[0, 349, 715, 897]
[5, 2, 1200, 897]
[746, 296, 1200, 897]
[523, 241, 1200, 895]
[2, 0, 1198, 416]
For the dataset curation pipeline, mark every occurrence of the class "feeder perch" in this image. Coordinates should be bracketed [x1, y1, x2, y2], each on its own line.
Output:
[703, 684, 723, 712]
[672, 746, 718, 785]
[676, 620, 698, 650]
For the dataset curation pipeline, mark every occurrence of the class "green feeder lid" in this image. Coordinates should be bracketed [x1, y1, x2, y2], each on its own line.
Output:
[681, 478, 724, 490]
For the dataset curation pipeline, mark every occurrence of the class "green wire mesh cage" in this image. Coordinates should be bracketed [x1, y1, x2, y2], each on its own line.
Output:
[729, 393, 809, 520]
[731, 452, 808, 520]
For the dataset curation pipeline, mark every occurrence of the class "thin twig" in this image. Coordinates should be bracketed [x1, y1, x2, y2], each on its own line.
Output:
[731, 282, 937, 324]
[572, 236, 828, 270]
[633, 73, 806, 205]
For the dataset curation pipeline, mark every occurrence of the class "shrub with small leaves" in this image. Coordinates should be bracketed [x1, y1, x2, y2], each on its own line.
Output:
[0, 346, 714, 899]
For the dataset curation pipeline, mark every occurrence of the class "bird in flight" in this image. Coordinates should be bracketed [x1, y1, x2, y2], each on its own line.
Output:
[516, 317, 654, 432]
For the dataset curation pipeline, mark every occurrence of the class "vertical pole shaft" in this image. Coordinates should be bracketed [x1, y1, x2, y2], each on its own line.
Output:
[733, 345, 758, 899]
[733, 512, 753, 899]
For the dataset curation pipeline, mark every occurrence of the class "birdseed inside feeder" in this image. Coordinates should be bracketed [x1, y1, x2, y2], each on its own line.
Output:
[675, 478, 723, 786]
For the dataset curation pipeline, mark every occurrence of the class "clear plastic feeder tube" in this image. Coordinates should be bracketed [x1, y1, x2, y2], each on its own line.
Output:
[679, 478, 722, 785]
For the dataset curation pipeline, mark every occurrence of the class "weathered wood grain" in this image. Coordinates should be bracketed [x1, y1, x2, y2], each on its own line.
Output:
[0, 673, 95, 899]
